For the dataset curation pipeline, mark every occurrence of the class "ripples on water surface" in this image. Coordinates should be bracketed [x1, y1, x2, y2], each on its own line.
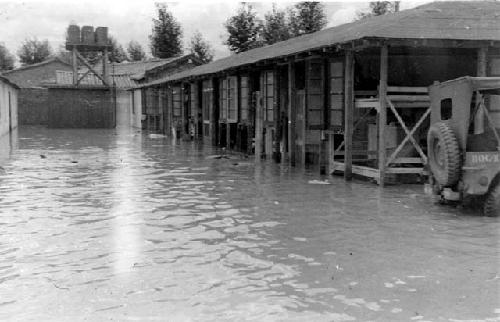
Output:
[0, 127, 498, 321]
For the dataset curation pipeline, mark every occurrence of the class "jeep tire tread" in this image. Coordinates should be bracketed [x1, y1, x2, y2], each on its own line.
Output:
[427, 122, 462, 187]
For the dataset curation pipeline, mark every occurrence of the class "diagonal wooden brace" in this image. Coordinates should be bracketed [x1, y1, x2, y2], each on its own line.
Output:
[76, 68, 91, 85]
[75, 51, 109, 86]
[386, 98, 429, 166]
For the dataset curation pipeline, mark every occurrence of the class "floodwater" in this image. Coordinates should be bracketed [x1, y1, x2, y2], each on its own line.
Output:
[0, 126, 498, 322]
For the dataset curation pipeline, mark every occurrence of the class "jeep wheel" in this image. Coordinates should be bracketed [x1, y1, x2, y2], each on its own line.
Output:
[427, 122, 462, 187]
[484, 182, 500, 217]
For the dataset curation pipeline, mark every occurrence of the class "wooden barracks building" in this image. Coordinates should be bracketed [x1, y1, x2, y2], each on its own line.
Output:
[133, 1, 500, 185]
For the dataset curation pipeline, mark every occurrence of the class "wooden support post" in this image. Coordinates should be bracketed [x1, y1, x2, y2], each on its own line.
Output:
[344, 50, 354, 180]
[193, 82, 199, 140]
[265, 127, 273, 160]
[288, 61, 296, 166]
[474, 47, 488, 134]
[226, 121, 230, 149]
[180, 83, 186, 137]
[255, 91, 263, 162]
[158, 88, 163, 132]
[236, 124, 241, 151]
[72, 47, 78, 85]
[167, 86, 173, 137]
[378, 44, 389, 186]
[477, 47, 488, 76]
[274, 68, 280, 162]
[210, 79, 217, 146]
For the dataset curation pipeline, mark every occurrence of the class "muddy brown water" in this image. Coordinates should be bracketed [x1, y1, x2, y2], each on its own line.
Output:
[0, 126, 498, 321]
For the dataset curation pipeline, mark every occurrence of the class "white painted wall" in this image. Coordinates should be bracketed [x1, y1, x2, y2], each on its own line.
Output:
[116, 90, 131, 129]
[130, 89, 143, 129]
[0, 79, 18, 137]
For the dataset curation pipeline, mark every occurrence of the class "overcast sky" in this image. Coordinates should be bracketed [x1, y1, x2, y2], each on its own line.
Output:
[1, 0, 430, 65]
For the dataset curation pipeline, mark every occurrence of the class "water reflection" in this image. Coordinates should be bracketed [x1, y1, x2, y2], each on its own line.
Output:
[0, 126, 498, 321]
[109, 143, 142, 276]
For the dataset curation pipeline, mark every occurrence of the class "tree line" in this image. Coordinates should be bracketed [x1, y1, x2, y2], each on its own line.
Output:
[0, 1, 399, 72]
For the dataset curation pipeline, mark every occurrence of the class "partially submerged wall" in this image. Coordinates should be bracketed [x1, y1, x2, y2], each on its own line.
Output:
[47, 87, 115, 128]
[130, 89, 142, 129]
[115, 90, 131, 128]
[0, 79, 18, 137]
[18, 88, 48, 125]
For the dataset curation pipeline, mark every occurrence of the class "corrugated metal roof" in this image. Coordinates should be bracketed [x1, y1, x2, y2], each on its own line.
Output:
[55, 70, 137, 88]
[139, 1, 500, 88]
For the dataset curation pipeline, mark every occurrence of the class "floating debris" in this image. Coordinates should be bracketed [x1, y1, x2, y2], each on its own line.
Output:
[293, 237, 307, 242]
[206, 155, 230, 160]
[148, 133, 166, 139]
[308, 180, 331, 185]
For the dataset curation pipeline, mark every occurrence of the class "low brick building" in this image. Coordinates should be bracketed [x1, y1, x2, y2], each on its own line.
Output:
[2, 57, 72, 125]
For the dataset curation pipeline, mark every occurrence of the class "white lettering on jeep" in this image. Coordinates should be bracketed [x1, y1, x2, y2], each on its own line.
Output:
[470, 153, 500, 164]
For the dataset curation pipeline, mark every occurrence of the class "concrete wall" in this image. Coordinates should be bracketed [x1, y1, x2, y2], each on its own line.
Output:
[47, 87, 115, 128]
[0, 79, 18, 137]
[130, 89, 142, 129]
[18, 88, 48, 125]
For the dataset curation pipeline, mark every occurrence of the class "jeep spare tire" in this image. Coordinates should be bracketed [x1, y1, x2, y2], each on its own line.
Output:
[484, 181, 500, 217]
[427, 122, 462, 187]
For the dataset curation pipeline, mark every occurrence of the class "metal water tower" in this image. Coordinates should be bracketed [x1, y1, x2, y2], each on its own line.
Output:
[65, 25, 112, 86]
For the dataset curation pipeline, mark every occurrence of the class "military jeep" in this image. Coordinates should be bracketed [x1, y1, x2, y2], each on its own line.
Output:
[426, 77, 500, 216]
